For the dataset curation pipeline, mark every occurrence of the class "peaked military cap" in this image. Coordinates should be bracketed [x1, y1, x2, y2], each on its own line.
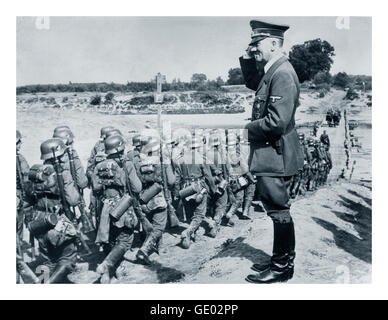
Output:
[249, 20, 289, 45]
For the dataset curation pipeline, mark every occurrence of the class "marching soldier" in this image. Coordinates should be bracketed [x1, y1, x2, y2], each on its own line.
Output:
[306, 137, 319, 191]
[52, 127, 88, 192]
[224, 133, 252, 226]
[313, 121, 319, 137]
[16, 130, 30, 242]
[241, 20, 303, 283]
[289, 133, 304, 198]
[127, 133, 143, 177]
[27, 138, 82, 283]
[314, 139, 325, 187]
[175, 135, 217, 249]
[53, 127, 93, 233]
[240, 135, 257, 219]
[205, 132, 229, 236]
[135, 144, 175, 264]
[92, 134, 142, 283]
[86, 126, 114, 222]
[320, 130, 330, 150]
[86, 126, 115, 183]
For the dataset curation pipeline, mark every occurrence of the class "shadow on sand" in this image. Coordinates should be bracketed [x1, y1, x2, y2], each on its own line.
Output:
[313, 192, 371, 264]
[211, 236, 271, 265]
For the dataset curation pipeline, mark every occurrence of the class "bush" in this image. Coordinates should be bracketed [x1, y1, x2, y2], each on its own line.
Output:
[333, 72, 350, 88]
[318, 90, 325, 98]
[128, 95, 154, 105]
[162, 95, 177, 104]
[313, 71, 332, 86]
[344, 87, 360, 100]
[90, 95, 102, 105]
[46, 97, 56, 104]
[62, 96, 69, 103]
[179, 94, 189, 102]
[26, 97, 38, 104]
[105, 92, 114, 104]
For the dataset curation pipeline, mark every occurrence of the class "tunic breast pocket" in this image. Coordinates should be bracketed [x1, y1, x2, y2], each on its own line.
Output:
[253, 94, 267, 120]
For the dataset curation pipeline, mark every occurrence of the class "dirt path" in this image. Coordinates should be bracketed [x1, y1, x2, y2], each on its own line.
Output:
[111, 89, 371, 284]
[17, 88, 371, 283]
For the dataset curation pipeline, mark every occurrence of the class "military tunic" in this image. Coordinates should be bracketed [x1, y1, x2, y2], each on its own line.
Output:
[241, 55, 303, 222]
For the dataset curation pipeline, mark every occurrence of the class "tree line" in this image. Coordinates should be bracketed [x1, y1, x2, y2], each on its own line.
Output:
[17, 38, 371, 95]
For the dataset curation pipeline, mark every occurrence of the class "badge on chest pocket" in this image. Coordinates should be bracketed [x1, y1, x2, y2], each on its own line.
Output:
[253, 94, 267, 119]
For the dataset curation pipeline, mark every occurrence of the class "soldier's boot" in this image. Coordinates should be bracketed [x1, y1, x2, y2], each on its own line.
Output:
[249, 221, 294, 283]
[136, 233, 160, 265]
[207, 219, 220, 238]
[287, 219, 296, 280]
[242, 196, 253, 220]
[97, 246, 126, 283]
[225, 203, 238, 227]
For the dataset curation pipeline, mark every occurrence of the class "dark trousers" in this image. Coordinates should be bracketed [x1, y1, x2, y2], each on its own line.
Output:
[256, 176, 293, 223]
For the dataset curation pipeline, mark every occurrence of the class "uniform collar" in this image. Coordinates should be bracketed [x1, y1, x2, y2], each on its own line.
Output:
[256, 55, 288, 90]
[264, 52, 285, 73]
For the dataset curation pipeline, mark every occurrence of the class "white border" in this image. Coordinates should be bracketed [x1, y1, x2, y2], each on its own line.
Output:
[2, 0, 385, 300]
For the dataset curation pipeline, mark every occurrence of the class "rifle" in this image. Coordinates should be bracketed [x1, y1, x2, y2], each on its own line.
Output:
[67, 147, 95, 233]
[120, 156, 153, 235]
[157, 106, 180, 228]
[51, 148, 92, 255]
[16, 154, 35, 260]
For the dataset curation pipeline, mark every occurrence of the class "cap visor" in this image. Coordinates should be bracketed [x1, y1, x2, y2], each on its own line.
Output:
[249, 36, 267, 46]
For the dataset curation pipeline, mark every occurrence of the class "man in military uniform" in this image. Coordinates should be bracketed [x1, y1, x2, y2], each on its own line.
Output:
[306, 137, 318, 191]
[240, 133, 257, 219]
[86, 126, 115, 183]
[205, 132, 229, 236]
[135, 147, 175, 264]
[86, 126, 114, 222]
[313, 121, 319, 137]
[52, 126, 88, 192]
[241, 20, 303, 283]
[225, 132, 253, 226]
[320, 130, 330, 150]
[289, 133, 309, 198]
[16, 130, 30, 242]
[174, 135, 217, 249]
[127, 133, 143, 177]
[92, 134, 142, 283]
[27, 138, 82, 283]
[326, 108, 334, 127]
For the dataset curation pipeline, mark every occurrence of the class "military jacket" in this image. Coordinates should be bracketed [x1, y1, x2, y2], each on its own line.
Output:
[241, 56, 304, 176]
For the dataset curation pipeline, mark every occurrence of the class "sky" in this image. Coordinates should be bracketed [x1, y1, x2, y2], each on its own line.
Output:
[16, 16, 372, 86]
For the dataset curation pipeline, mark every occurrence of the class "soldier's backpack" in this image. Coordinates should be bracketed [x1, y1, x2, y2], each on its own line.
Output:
[28, 164, 59, 196]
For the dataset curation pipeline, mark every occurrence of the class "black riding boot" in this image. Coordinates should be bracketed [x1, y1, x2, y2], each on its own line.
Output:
[248, 221, 293, 283]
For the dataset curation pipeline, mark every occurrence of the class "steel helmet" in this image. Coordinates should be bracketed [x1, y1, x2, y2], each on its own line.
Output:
[100, 126, 115, 139]
[105, 129, 123, 139]
[53, 128, 73, 145]
[54, 126, 74, 139]
[132, 134, 142, 147]
[40, 138, 67, 161]
[105, 135, 125, 155]
[142, 137, 160, 155]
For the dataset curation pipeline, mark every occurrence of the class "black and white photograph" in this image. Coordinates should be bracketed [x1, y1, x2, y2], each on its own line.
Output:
[14, 14, 372, 288]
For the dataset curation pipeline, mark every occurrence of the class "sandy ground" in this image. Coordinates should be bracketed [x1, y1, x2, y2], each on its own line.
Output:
[17, 88, 372, 284]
